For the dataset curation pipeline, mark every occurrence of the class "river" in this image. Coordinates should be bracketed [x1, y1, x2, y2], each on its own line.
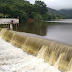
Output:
[13, 19, 72, 46]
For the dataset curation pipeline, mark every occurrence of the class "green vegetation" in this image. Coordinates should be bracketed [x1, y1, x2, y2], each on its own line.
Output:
[48, 8, 72, 19]
[0, 0, 48, 22]
[0, 0, 66, 23]
[0, 0, 71, 23]
[48, 7, 66, 19]
[0, 13, 4, 18]
[59, 9, 72, 19]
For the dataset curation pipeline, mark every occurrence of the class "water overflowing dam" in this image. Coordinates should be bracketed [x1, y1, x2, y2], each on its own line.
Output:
[0, 28, 72, 72]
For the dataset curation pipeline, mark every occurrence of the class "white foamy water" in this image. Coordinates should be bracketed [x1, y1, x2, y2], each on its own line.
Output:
[0, 37, 61, 72]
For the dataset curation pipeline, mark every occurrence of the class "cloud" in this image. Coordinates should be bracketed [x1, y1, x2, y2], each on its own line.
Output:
[27, 0, 72, 10]
[27, 0, 35, 4]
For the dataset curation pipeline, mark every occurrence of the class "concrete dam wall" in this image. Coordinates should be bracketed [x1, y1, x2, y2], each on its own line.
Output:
[0, 28, 72, 72]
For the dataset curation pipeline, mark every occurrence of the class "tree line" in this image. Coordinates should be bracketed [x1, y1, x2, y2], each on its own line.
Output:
[0, 0, 65, 22]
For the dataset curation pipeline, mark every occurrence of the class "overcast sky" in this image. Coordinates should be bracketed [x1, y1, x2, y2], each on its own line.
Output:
[27, 0, 72, 10]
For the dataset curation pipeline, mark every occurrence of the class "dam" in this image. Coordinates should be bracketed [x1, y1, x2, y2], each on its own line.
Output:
[0, 28, 72, 72]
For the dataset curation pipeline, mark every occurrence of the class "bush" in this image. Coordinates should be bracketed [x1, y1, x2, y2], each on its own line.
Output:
[0, 13, 4, 18]
[34, 13, 43, 22]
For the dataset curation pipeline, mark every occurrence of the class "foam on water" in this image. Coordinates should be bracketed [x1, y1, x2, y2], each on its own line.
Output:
[0, 37, 61, 72]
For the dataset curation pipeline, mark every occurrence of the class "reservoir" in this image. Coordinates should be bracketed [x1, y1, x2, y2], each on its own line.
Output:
[14, 19, 72, 46]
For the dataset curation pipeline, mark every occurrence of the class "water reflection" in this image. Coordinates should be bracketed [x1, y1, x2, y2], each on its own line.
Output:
[13, 21, 72, 46]
[45, 23, 72, 45]
[13, 22, 49, 36]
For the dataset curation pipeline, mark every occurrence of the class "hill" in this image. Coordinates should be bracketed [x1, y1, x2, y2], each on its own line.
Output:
[59, 9, 72, 18]
[48, 7, 66, 19]
[0, 0, 72, 22]
[48, 7, 62, 16]
[48, 8, 72, 19]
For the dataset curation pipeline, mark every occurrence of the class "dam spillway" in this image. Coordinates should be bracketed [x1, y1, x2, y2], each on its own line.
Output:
[0, 28, 72, 72]
[0, 37, 61, 72]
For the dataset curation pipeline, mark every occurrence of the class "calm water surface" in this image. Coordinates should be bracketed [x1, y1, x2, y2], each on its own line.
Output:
[14, 19, 72, 46]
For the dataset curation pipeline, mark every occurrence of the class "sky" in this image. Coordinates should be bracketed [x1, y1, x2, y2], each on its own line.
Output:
[27, 0, 72, 10]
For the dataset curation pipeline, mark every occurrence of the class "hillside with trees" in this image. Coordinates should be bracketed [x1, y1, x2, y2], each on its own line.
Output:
[48, 8, 66, 19]
[0, 0, 49, 22]
[0, 0, 71, 23]
[48, 8, 72, 19]
[59, 9, 72, 19]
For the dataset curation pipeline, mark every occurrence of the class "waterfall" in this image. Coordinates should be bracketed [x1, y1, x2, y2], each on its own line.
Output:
[11, 33, 28, 48]
[0, 28, 72, 72]
[67, 58, 72, 72]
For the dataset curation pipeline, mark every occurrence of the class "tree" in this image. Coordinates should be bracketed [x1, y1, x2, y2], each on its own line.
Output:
[0, 0, 50, 22]
[35, 0, 48, 15]
[34, 13, 43, 22]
